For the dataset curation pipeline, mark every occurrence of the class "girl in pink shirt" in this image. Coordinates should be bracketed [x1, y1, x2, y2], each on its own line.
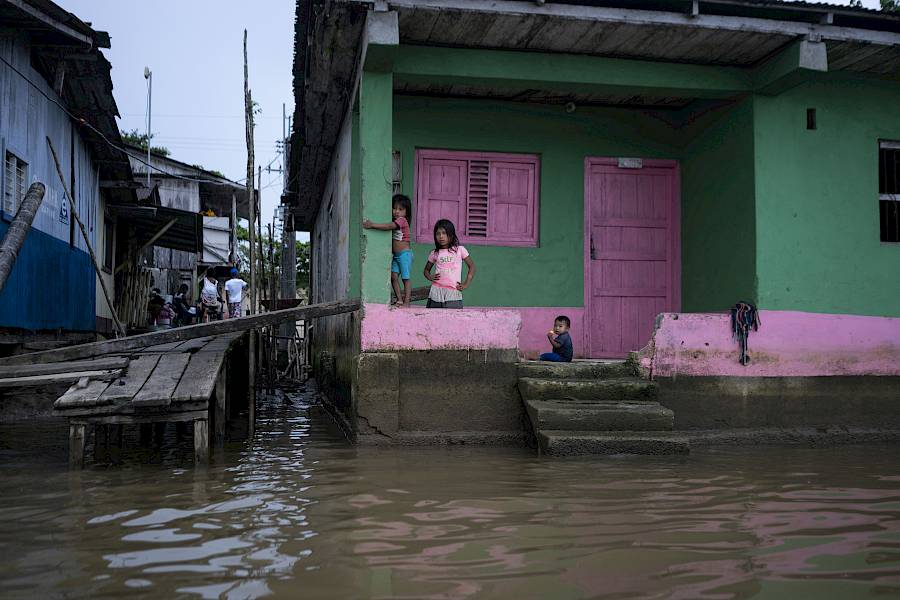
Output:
[423, 219, 476, 309]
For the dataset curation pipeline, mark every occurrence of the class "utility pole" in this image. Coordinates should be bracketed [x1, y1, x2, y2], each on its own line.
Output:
[243, 29, 256, 431]
[257, 165, 264, 307]
[144, 67, 152, 189]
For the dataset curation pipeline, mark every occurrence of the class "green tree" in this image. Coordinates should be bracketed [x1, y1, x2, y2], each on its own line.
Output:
[120, 129, 170, 157]
[191, 164, 227, 178]
[881, 0, 899, 11]
[236, 224, 310, 297]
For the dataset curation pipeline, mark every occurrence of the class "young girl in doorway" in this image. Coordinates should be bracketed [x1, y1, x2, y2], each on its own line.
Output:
[363, 194, 413, 306]
[423, 219, 476, 308]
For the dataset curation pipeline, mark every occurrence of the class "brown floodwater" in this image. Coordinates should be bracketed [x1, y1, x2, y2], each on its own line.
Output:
[1, 390, 899, 599]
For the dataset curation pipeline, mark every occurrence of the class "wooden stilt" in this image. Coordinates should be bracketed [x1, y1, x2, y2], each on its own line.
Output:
[153, 422, 166, 446]
[194, 419, 209, 463]
[248, 329, 256, 437]
[214, 366, 227, 445]
[92, 424, 108, 461]
[139, 423, 152, 446]
[69, 423, 86, 468]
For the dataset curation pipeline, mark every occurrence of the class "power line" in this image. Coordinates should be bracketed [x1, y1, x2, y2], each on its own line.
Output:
[0, 54, 250, 188]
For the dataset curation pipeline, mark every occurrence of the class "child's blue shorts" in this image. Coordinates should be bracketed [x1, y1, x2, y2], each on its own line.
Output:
[391, 250, 413, 280]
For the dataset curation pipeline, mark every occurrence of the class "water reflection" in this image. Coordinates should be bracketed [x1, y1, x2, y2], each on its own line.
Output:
[0, 392, 899, 599]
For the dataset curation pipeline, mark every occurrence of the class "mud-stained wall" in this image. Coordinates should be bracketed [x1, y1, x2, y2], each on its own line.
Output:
[646, 310, 900, 430]
[646, 311, 900, 378]
[311, 112, 358, 429]
[354, 306, 524, 443]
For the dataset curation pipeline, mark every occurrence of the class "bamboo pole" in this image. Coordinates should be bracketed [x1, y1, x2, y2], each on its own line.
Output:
[256, 165, 264, 308]
[46, 137, 126, 337]
[0, 182, 45, 294]
[267, 222, 276, 392]
[244, 29, 256, 432]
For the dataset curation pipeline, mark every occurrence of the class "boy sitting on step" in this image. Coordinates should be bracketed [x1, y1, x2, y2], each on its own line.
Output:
[540, 315, 573, 362]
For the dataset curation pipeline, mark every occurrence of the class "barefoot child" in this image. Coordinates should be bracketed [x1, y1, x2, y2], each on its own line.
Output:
[362, 194, 413, 306]
[423, 219, 475, 308]
[541, 316, 573, 362]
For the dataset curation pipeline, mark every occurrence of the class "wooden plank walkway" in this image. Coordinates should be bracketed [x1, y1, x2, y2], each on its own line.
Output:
[51, 332, 244, 467]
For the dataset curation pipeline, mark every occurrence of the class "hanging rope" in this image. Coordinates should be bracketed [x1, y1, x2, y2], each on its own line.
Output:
[730, 301, 760, 366]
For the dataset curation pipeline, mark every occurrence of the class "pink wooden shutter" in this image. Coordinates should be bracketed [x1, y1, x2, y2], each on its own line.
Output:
[465, 159, 489, 238]
[416, 150, 539, 246]
[416, 157, 467, 242]
[488, 161, 536, 243]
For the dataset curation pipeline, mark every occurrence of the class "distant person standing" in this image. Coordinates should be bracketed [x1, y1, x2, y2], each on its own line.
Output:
[225, 268, 248, 318]
[199, 270, 221, 322]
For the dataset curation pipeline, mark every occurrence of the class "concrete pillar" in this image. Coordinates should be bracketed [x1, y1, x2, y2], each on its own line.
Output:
[358, 10, 398, 305]
[359, 69, 393, 305]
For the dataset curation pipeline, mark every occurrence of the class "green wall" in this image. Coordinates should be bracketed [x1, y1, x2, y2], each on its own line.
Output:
[681, 99, 758, 311]
[753, 77, 900, 317]
[391, 96, 681, 307]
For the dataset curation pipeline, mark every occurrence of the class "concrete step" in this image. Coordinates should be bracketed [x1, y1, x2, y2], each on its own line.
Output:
[518, 377, 658, 403]
[525, 399, 674, 432]
[517, 360, 636, 380]
[538, 430, 690, 456]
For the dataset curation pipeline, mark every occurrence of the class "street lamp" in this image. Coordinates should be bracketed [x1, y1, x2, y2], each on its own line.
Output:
[144, 66, 152, 189]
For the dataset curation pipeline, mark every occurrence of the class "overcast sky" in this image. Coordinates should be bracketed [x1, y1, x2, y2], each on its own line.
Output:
[58, 0, 295, 236]
[57, 0, 883, 238]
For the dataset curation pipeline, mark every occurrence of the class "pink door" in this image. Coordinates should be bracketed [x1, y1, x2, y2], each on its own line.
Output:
[585, 158, 680, 358]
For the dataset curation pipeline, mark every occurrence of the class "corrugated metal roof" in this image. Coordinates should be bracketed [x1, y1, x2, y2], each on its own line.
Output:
[287, 0, 900, 225]
[0, 0, 134, 193]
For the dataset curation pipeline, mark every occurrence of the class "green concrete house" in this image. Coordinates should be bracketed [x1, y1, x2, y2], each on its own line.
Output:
[286, 0, 900, 445]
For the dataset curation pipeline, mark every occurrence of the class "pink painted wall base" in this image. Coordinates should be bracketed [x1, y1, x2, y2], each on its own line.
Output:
[646, 311, 900, 377]
[361, 303, 521, 352]
[479, 307, 586, 359]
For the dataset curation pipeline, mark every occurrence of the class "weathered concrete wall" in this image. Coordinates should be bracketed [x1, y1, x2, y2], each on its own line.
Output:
[355, 348, 524, 444]
[658, 375, 900, 430]
[646, 311, 900, 378]
[360, 304, 520, 351]
[355, 305, 524, 443]
[311, 112, 358, 430]
[645, 310, 900, 430]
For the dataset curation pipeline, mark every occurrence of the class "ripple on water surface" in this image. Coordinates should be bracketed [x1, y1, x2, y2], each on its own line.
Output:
[1, 395, 899, 599]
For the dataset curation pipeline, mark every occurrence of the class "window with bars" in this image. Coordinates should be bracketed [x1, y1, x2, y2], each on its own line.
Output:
[880, 141, 900, 243]
[414, 149, 539, 247]
[3, 151, 27, 218]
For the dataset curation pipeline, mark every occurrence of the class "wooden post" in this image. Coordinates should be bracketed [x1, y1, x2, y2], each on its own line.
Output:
[230, 193, 238, 265]
[0, 182, 45, 294]
[214, 365, 227, 445]
[257, 166, 264, 308]
[46, 137, 126, 337]
[193, 419, 209, 463]
[69, 423, 86, 468]
[244, 29, 257, 433]
[92, 424, 107, 462]
[268, 223, 276, 392]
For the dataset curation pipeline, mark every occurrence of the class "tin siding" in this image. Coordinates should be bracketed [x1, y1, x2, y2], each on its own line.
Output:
[0, 31, 100, 331]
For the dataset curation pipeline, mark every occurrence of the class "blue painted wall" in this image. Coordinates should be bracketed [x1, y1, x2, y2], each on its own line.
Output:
[0, 221, 96, 331]
[1, 31, 101, 333]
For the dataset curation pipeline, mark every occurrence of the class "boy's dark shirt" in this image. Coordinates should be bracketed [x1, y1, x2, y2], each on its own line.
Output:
[554, 332, 573, 362]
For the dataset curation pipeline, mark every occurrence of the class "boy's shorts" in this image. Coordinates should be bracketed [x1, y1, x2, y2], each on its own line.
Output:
[391, 250, 413, 280]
